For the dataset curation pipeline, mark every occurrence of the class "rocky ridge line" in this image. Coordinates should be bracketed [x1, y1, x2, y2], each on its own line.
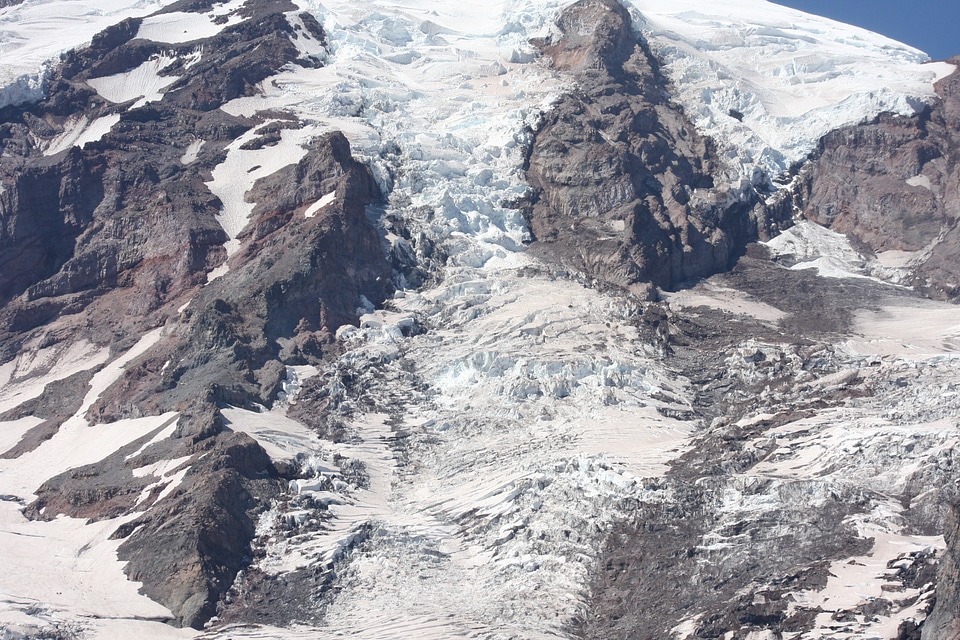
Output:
[523, 0, 790, 299]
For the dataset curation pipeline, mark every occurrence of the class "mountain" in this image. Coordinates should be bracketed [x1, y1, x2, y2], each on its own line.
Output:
[0, 0, 958, 638]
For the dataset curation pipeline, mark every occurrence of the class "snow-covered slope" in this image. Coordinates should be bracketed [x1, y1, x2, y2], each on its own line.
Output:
[629, 0, 955, 183]
[1, 0, 959, 638]
[0, 0, 179, 107]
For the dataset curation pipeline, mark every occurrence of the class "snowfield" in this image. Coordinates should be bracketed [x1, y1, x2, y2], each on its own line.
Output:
[0, 0, 179, 108]
[630, 0, 955, 183]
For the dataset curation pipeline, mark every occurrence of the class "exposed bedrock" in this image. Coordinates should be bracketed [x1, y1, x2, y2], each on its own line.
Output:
[793, 57, 960, 300]
[88, 130, 393, 424]
[0, 147, 104, 308]
[524, 0, 788, 297]
[0, 0, 327, 361]
[924, 502, 960, 640]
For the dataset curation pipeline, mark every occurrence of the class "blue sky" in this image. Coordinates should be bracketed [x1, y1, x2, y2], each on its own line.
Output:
[772, 0, 959, 61]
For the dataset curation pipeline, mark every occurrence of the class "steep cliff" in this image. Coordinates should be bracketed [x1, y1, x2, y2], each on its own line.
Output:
[524, 0, 784, 297]
[794, 57, 960, 300]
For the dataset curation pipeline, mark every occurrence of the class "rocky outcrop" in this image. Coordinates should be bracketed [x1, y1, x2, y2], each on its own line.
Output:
[86, 130, 391, 425]
[924, 502, 960, 640]
[793, 58, 960, 300]
[0, 148, 104, 307]
[583, 254, 956, 639]
[27, 425, 286, 629]
[524, 0, 785, 297]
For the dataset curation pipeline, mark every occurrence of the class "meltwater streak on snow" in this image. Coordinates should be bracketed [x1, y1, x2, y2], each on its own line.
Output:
[627, 0, 956, 183]
[0, 0, 178, 108]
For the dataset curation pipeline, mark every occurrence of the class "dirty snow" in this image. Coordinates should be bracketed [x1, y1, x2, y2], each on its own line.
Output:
[180, 137, 204, 164]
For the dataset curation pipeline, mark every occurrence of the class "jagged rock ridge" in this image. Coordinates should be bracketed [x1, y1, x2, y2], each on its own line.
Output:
[524, 0, 787, 297]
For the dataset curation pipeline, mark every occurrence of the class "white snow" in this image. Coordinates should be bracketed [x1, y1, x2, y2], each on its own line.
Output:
[628, 0, 956, 182]
[135, 0, 246, 44]
[219, 0, 569, 269]
[764, 220, 919, 285]
[0, 416, 44, 455]
[0, 501, 196, 640]
[907, 174, 933, 190]
[42, 113, 121, 155]
[205, 123, 316, 256]
[788, 511, 944, 640]
[3, 0, 958, 637]
[180, 137, 204, 164]
[87, 52, 183, 108]
[304, 191, 335, 217]
[0, 325, 185, 636]
[0, 0, 179, 107]
[212, 270, 696, 639]
[0, 338, 110, 415]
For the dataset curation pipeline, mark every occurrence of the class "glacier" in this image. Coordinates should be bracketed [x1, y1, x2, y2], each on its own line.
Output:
[0, 0, 958, 638]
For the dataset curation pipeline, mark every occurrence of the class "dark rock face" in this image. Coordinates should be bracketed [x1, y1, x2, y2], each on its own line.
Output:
[924, 502, 960, 640]
[0, 148, 104, 307]
[794, 59, 960, 300]
[87, 130, 391, 423]
[524, 0, 784, 297]
[26, 425, 285, 629]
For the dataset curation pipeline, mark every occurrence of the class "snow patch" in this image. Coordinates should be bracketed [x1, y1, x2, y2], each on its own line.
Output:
[847, 301, 960, 358]
[87, 52, 182, 108]
[665, 283, 786, 323]
[907, 174, 933, 190]
[0, 339, 109, 415]
[0, 412, 179, 499]
[285, 11, 326, 63]
[43, 113, 121, 155]
[205, 123, 315, 256]
[205, 262, 231, 282]
[135, 0, 246, 44]
[765, 220, 914, 284]
[304, 191, 335, 217]
[180, 138, 205, 165]
[0, 0, 180, 108]
[0, 502, 191, 638]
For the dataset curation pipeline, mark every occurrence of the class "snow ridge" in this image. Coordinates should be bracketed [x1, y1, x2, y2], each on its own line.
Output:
[627, 0, 955, 183]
